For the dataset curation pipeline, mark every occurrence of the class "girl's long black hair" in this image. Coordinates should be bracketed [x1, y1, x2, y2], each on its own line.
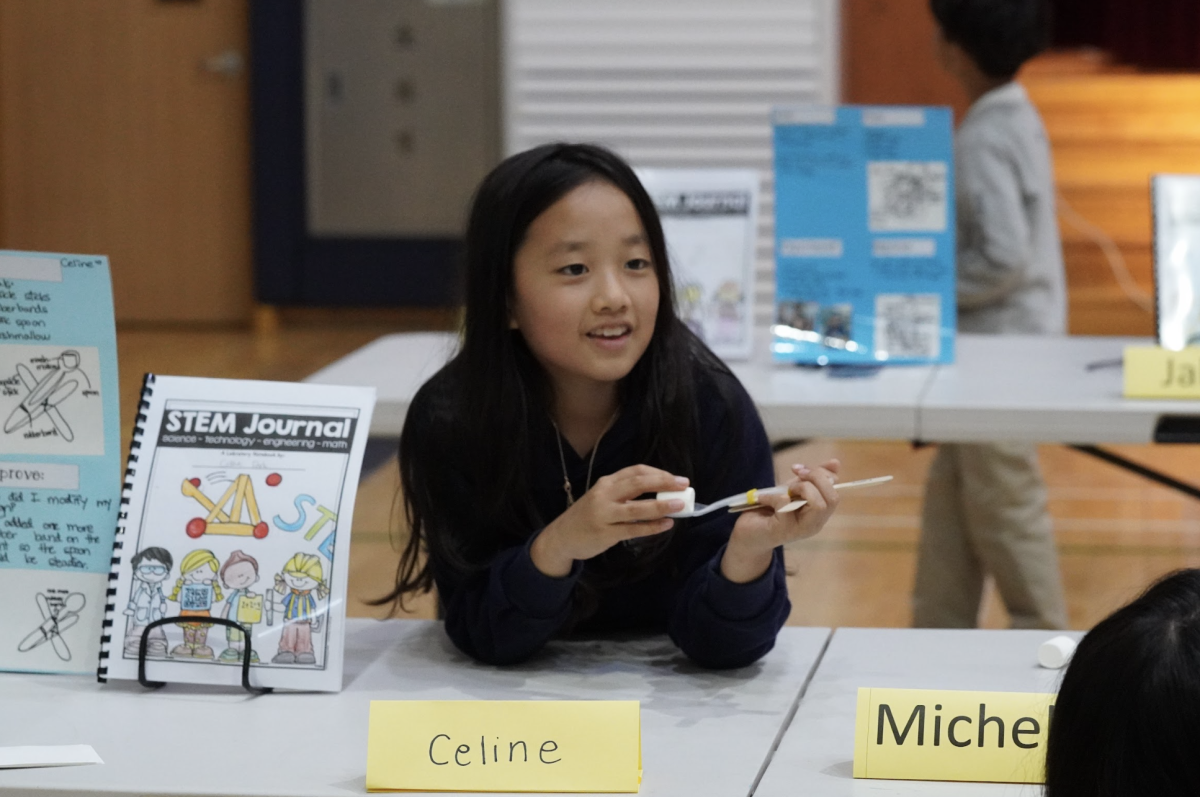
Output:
[375, 143, 736, 615]
[1044, 568, 1200, 796]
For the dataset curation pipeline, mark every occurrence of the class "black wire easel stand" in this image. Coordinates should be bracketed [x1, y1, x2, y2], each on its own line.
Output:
[138, 616, 273, 695]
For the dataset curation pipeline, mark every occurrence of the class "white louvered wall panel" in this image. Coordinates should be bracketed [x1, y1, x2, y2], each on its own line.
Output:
[502, 0, 841, 328]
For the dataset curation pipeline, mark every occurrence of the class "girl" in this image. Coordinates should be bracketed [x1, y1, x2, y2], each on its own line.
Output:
[167, 549, 224, 660]
[218, 550, 261, 663]
[1045, 569, 1200, 795]
[378, 143, 841, 668]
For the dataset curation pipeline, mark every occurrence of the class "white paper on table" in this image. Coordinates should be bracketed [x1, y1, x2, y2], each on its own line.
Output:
[0, 745, 103, 769]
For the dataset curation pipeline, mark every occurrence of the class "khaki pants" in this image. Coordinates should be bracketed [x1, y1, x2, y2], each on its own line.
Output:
[913, 442, 1068, 629]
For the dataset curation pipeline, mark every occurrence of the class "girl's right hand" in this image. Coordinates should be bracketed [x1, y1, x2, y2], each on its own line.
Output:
[530, 465, 689, 578]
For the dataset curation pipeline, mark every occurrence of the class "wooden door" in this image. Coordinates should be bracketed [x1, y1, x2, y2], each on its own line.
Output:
[0, 0, 252, 323]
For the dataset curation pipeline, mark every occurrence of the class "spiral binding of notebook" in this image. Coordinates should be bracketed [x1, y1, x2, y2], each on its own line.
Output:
[97, 372, 156, 682]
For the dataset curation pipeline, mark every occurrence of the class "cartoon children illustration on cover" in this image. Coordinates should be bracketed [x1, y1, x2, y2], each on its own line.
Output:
[713, 279, 745, 345]
[122, 547, 173, 658]
[218, 550, 262, 663]
[677, 282, 705, 339]
[167, 549, 224, 659]
[268, 553, 329, 665]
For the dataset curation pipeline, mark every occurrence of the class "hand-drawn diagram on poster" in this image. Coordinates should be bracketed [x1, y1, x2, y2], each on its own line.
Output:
[867, 161, 948, 232]
[17, 590, 87, 661]
[0, 345, 103, 456]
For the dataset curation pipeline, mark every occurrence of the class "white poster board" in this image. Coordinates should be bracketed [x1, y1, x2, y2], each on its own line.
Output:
[637, 169, 759, 361]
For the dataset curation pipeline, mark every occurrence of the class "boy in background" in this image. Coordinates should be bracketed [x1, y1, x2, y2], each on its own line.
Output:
[915, 0, 1069, 629]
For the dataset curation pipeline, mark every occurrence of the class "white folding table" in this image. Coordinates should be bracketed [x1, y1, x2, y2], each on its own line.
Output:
[305, 331, 936, 441]
[754, 627, 1084, 797]
[307, 331, 1200, 445]
[307, 332, 1200, 496]
[918, 335, 1192, 444]
[0, 618, 831, 797]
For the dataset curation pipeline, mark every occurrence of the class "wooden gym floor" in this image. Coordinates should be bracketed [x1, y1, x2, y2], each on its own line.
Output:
[116, 315, 1200, 632]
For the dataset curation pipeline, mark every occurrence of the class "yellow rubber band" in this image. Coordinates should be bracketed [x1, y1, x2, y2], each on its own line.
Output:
[746, 488, 758, 505]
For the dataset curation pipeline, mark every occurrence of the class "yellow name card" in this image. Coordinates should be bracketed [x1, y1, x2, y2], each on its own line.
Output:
[1124, 346, 1200, 398]
[854, 688, 1054, 784]
[366, 700, 641, 793]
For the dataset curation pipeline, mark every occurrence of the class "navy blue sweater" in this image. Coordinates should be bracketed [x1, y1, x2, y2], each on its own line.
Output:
[407, 365, 789, 668]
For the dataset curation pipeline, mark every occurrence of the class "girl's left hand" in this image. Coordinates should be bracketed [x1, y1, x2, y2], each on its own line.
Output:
[720, 459, 841, 584]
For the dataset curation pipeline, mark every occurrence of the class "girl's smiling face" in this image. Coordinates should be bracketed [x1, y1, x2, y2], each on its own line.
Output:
[183, 565, 213, 584]
[284, 572, 318, 591]
[223, 561, 258, 589]
[510, 180, 659, 396]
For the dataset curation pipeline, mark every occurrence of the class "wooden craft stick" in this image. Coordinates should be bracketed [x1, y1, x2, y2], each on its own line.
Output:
[244, 475, 262, 525]
[203, 523, 255, 537]
[206, 480, 240, 524]
[230, 474, 248, 525]
[728, 475, 893, 513]
[181, 479, 230, 523]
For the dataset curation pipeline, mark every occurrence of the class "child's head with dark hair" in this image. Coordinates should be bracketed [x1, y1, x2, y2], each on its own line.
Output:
[131, 546, 172, 571]
[131, 546, 172, 584]
[460, 142, 677, 384]
[929, 0, 1051, 81]
[1045, 569, 1200, 796]
[380, 143, 732, 610]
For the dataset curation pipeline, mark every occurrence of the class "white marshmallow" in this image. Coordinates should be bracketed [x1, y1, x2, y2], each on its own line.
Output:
[1038, 635, 1077, 669]
[657, 487, 695, 514]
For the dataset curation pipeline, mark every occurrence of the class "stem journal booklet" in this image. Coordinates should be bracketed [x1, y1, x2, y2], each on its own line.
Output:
[99, 375, 375, 691]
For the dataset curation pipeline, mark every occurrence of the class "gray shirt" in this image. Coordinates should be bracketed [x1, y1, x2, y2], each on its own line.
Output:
[955, 82, 1067, 335]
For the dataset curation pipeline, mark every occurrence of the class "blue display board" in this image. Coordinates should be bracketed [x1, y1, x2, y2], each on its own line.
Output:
[772, 106, 956, 365]
[0, 251, 120, 673]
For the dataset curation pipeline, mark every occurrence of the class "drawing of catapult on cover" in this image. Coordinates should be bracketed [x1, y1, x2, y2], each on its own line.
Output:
[3, 350, 90, 442]
[182, 474, 270, 539]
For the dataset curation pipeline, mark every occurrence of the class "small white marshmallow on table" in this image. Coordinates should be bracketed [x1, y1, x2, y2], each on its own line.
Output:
[1038, 635, 1077, 669]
